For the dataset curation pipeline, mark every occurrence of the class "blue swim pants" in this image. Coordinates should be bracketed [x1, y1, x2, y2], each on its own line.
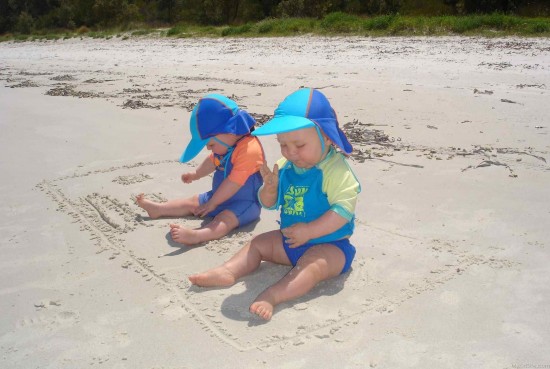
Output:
[199, 191, 260, 227]
[282, 236, 356, 275]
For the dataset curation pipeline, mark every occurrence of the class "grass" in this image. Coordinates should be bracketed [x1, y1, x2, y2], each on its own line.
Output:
[170, 13, 550, 37]
[2, 13, 550, 42]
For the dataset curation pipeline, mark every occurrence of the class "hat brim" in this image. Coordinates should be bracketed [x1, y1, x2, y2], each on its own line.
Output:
[179, 136, 210, 163]
[253, 116, 315, 136]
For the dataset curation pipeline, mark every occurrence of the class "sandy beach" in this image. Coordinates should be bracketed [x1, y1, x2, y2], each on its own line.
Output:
[1, 35, 549, 368]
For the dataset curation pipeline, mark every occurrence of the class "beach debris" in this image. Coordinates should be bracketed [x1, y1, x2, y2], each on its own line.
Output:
[342, 119, 429, 167]
[309, 84, 336, 90]
[122, 99, 160, 109]
[516, 83, 546, 89]
[376, 157, 424, 168]
[123, 87, 148, 94]
[251, 113, 271, 126]
[46, 85, 103, 98]
[478, 61, 512, 70]
[83, 78, 113, 83]
[501, 98, 518, 104]
[461, 159, 517, 177]
[427, 125, 438, 130]
[9, 80, 38, 88]
[473, 88, 493, 95]
[33, 299, 61, 309]
[343, 119, 393, 147]
[50, 74, 76, 81]
[496, 148, 546, 163]
[17, 70, 52, 76]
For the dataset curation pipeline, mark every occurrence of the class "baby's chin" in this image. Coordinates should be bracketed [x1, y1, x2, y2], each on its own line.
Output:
[291, 160, 314, 169]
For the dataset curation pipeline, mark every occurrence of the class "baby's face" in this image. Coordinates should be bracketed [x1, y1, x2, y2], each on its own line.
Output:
[277, 127, 330, 169]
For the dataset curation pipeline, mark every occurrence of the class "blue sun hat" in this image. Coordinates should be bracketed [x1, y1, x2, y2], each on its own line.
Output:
[252, 88, 353, 155]
[180, 94, 256, 163]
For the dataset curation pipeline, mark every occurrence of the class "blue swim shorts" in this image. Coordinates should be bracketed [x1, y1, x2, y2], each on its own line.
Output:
[282, 236, 356, 275]
[199, 191, 260, 227]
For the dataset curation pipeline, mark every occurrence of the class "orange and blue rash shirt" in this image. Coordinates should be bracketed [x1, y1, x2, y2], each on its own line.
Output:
[209, 135, 265, 202]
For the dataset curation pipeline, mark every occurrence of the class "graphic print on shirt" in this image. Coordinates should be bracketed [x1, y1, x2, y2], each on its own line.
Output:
[283, 185, 309, 217]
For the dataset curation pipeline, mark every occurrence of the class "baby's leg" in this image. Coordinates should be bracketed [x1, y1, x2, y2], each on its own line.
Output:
[250, 244, 345, 320]
[188, 230, 290, 287]
[170, 209, 239, 246]
[136, 193, 199, 219]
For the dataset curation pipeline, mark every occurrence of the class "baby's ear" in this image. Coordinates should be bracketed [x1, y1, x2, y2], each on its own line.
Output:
[320, 131, 331, 142]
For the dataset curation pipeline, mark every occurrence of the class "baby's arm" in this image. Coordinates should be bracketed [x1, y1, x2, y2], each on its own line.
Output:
[181, 156, 216, 183]
[194, 178, 241, 217]
[281, 210, 348, 248]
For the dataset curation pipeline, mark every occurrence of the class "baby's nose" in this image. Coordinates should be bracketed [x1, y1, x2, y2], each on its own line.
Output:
[288, 149, 299, 158]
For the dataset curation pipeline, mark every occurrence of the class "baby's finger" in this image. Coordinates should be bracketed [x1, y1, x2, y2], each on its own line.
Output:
[259, 163, 271, 178]
[272, 163, 279, 178]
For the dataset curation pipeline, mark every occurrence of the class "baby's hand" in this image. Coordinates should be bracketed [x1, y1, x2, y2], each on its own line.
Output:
[181, 172, 197, 184]
[194, 201, 216, 218]
[281, 223, 310, 248]
[259, 163, 279, 193]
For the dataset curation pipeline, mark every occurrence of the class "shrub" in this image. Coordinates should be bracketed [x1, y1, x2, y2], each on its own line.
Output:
[257, 19, 274, 33]
[483, 13, 521, 29]
[264, 18, 313, 35]
[447, 15, 483, 33]
[363, 15, 395, 30]
[221, 23, 252, 36]
[320, 12, 361, 33]
[131, 29, 152, 36]
[76, 25, 90, 34]
[529, 21, 550, 33]
[389, 17, 414, 34]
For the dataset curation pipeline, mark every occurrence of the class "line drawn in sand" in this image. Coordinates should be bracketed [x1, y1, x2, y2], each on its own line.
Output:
[37, 160, 517, 351]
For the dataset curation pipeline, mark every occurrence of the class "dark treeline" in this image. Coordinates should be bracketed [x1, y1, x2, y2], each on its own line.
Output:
[1, 0, 549, 34]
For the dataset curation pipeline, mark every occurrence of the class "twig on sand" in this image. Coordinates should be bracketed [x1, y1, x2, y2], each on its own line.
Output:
[462, 160, 517, 177]
[373, 157, 424, 168]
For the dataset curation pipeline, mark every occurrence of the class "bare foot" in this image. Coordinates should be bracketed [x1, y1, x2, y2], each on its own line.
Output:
[188, 266, 236, 287]
[249, 300, 274, 320]
[169, 223, 202, 245]
[136, 193, 163, 219]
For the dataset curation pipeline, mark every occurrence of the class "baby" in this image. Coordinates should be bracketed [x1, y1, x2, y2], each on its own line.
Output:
[137, 94, 264, 246]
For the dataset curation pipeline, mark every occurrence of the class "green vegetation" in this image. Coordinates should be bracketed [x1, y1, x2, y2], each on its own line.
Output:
[205, 14, 550, 36]
[2, 13, 549, 42]
[1, 0, 549, 41]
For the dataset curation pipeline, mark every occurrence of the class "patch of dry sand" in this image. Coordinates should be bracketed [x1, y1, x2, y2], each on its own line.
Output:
[1, 36, 549, 368]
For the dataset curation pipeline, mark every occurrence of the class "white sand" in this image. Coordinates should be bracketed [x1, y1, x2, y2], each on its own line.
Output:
[1, 35, 549, 368]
